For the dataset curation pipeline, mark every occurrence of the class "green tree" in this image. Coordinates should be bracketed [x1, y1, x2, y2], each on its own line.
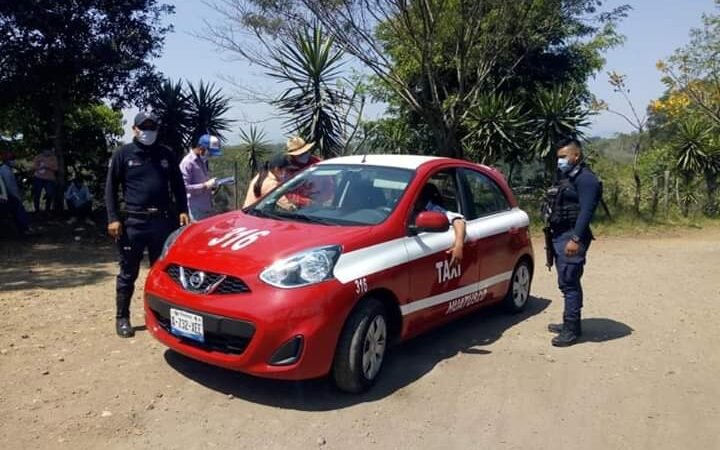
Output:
[151, 79, 192, 156]
[673, 118, 712, 217]
[238, 125, 270, 175]
[657, 0, 720, 127]
[0, 0, 173, 211]
[208, 0, 628, 159]
[188, 81, 234, 146]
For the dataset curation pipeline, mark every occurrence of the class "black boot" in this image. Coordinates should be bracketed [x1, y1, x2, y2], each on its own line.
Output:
[548, 321, 582, 335]
[551, 319, 580, 347]
[116, 317, 135, 338]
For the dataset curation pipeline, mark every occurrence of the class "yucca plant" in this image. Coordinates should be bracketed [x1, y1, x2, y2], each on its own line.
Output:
[151, 79, 192, 156]
[530, 86, 591, 181]
[463, 92, 531, 178]
[674, 118, 712, 216]
[268, 23, 348, 159]
[239, 125, 270, 175]
[188, 80, 233, 146]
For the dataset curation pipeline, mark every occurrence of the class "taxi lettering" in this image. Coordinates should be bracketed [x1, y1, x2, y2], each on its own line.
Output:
[436, 260, 461, 283]
[208, 227, 270, 250]
[446, 288, 488, 314]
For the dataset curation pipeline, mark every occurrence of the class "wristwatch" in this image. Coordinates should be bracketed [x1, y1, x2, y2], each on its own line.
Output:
[570, 234, 581, 243]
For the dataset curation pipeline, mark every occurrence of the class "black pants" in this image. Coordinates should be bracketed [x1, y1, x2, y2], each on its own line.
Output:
[115, 216, 174, 319]
[68, 202, 92, 221]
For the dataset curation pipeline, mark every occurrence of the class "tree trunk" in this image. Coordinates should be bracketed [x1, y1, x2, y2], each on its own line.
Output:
[632, 141, 642, 215]
[663, 170, 670, 216]
[650, 175, 659, 217]
[704, 170, 718, 216]
[51, 92, 67, 214]
[681, 174, 691, 218]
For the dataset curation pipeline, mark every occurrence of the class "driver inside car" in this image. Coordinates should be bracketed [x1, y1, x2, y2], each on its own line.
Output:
[413, 183, 467, 267]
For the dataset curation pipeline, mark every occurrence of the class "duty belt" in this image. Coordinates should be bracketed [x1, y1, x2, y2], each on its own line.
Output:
[123, 208, 170, 219]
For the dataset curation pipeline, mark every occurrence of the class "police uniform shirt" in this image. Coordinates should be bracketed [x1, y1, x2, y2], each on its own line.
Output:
[105, 141, 188, 223]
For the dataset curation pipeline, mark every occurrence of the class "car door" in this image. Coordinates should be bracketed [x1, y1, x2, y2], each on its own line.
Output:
[402, 168, 482, 336]
[458, 167, 515, 305]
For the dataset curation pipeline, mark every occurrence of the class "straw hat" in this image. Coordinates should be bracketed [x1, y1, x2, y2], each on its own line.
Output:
[286, 136, 315, 156]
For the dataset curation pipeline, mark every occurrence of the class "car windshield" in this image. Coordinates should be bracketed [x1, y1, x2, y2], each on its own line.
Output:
[248, 164, 414, 226]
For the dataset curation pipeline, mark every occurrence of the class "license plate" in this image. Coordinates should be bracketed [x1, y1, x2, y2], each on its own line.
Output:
[170, 308, 204, 342]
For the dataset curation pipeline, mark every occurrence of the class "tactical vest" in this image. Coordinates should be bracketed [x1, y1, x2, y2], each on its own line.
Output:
[541, 165, 583, 230]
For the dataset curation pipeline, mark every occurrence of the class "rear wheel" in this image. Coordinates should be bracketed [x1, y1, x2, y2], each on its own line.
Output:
[503, 259, 532, 313]
[332, 298, 388, 393]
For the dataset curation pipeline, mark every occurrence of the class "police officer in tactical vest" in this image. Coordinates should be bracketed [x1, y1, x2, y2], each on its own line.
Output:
[542, 138, 602, 347]
[105, 112, 189, 338]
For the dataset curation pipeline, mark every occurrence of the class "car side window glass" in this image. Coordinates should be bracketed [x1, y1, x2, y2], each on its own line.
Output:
[426, 169, 461, 213]
[462, 169, 510, 219]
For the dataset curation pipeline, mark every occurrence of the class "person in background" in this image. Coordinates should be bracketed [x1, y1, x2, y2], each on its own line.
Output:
[243, 152, 291, 208]
[0, 152, 31, 234]
[32, 147, 59, 212]
[179, 134, 222, 221]
[284, 136, 334, 208]
[65, 175, 94, 225]
[413, 183, 466, 267]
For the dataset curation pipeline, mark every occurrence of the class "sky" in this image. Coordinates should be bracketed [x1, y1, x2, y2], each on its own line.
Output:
[123, 0, 718, 144]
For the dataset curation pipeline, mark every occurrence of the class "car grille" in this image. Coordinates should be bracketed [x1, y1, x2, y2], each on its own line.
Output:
[166, 264, 250, 295]
[147, 295, 254, 355]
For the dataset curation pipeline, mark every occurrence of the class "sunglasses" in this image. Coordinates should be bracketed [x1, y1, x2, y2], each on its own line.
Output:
[136, 122, 159, 131]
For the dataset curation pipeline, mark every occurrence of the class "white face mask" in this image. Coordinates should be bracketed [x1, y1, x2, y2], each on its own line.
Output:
[137, 130, 158, 146]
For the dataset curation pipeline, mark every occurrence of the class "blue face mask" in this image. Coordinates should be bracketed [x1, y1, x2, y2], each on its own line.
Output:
[557, 157, 572, 173]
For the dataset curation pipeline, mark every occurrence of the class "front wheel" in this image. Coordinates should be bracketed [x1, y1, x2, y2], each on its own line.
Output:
[332, 298, 388, 393]
[503, 259, 532, 313]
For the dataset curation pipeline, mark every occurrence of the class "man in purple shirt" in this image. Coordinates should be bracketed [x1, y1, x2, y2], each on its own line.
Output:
[180, 134, 222, 221]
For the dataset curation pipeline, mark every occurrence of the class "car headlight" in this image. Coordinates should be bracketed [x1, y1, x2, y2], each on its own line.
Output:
[260, 245, 342, 288]
[160, 226, 186, 261]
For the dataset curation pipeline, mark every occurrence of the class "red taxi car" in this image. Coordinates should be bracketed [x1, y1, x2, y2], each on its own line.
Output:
[144, 155, 534, 393]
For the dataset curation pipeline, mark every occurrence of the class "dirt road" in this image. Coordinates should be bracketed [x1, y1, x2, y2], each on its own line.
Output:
[1, 227, 719, 449]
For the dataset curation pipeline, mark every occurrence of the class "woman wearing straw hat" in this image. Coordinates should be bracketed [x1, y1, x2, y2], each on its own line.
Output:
[284, 136, 334, 208]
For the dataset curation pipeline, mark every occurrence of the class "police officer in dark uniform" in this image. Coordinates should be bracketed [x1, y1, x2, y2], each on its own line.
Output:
[544, 138, 602, 347]
[105, 112, 189, 337]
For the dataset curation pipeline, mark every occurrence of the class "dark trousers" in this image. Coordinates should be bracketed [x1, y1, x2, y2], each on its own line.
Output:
[552, 230, 591, 322]
[32, 177, 56, 212]
[115, 216, 174, 319]
[68, 202, 92, 221]
[0, 195, 31, 233]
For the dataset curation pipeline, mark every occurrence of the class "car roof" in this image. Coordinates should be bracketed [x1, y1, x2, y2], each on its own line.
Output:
[318, 154, 445, 170]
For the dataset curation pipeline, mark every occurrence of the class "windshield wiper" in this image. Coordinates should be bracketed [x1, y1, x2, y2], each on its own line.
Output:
[246, 208, 285, 221]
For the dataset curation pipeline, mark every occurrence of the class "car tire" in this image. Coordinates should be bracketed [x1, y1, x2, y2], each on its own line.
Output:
[332, 298, 388, 394]
[503, 259, 532, 313]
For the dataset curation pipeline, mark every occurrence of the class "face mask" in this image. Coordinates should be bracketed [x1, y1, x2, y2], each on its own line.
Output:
[7, 160, 16, 167]
[136, 130, 158, 146]
[295, 153, 311, 165]
[557, 157, 572, 173]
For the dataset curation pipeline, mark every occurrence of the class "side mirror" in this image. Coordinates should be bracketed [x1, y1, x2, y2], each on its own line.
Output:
[410, 211, 450, 234]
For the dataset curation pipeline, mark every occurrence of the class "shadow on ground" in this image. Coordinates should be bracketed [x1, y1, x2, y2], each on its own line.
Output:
[164, 296, 551, 411]
[579, 318, 633, 343]
[0, 226, 117, 291]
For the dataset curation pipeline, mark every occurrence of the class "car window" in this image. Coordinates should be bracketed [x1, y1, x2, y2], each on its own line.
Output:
[461, 168, 510, 219]
[425, 169, 462, 213]
[250, 165, 414, 226]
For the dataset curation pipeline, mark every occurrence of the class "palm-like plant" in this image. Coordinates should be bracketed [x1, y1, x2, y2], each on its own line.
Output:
[239, 125, 270, 175]
[530, 86, 592, 181]
[673, 118, 712, 216]
[188, 80, 233, 146]
[462, 92, 531, 177]
[269, 23, 348, 159]
[151, 79, 192, 156]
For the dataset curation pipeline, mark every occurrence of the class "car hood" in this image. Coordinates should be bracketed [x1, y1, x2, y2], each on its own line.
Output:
[166, 211, 380, 276]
